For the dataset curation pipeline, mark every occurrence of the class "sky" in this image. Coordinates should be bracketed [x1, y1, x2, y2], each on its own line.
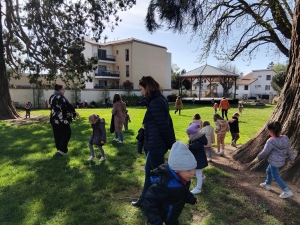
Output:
[101, 1, 288, 75]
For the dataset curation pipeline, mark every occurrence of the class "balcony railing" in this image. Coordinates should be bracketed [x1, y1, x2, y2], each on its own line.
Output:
[96, 55, 116, 62]
[95, 70, 120, 78]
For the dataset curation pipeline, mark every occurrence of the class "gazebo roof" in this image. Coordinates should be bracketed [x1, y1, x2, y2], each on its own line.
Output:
[180, 64, 240, 78]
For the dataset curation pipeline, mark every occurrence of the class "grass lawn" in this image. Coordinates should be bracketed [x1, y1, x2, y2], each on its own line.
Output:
[1, 103, 291, 225]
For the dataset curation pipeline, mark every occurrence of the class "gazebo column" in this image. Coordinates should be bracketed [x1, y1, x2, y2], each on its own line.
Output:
[234, 77, 237, 99]
[199, 77, 202, 100]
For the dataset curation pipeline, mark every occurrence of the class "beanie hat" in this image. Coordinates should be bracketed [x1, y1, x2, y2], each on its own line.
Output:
[186, 122, 200, 135]
[168, 141, 197, 171]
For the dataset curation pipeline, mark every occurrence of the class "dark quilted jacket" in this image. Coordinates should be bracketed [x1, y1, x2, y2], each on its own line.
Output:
[188, 131, 208, 169]
[143, 163, 197, 225]
[89, 118, 106, 145]
[143, 91, 175, 152]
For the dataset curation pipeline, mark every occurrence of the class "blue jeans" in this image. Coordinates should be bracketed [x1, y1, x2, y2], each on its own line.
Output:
[204, 147, 212, 158]
[115, 132, 123, 141]
[141, 149, 166, 197]
[265, 164, 288, 191]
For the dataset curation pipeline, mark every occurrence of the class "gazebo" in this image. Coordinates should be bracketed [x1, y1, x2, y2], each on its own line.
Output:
[179, 64, 240, 100]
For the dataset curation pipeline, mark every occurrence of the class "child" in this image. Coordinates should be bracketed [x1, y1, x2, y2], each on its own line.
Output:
[213, 113, 230, 156]
[201, 121, 215, 162]
[228, 112, 240, 147]
[25, 103, 31, 118]
[136, 125, 145, 156]
[192, 113, 203, 129]
[186, 123, 208, 194]
[238, 103, 243, 113]
[213, 103, 218, 113]
[143, 141, 199, 225]
[124, 110, 131, 131]
[258, 121, 294, 199]
[174, 96, 183, 115]
[87, 114, 106, 161]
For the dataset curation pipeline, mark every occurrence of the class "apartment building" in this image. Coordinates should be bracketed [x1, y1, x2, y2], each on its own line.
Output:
[83, 38, 172, 90]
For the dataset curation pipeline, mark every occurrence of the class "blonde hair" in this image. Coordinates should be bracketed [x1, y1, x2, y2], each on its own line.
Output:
[89, 114, 100, 123]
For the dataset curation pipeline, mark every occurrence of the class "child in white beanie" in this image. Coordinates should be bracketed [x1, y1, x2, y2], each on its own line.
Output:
[143, 141, 199, 225]
[186, 122, 208, 194]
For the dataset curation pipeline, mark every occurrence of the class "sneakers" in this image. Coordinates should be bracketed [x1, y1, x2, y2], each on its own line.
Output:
[215, 151, 221, 155]
[231, 141, 236, 147]
[207, 157, 212, 162]
[191, 187, 202, 194]
[118, 141, 123, 143]
[113, 138, 119, 141]
[87, 156, 95, 161]
[99, 157, 106, 161]
[57, 150, 66, 156]
[279, 190, 293, 198]
[131, 197, 144, 208]
[260, 182, 271, 190]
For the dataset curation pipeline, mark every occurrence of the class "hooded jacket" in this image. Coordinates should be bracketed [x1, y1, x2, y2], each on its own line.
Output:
[257, 135, 294, 167]
[215, 119, 230, 135]
[188, 131, 208, 169]
[143, 163, 197, 225]
[89, 118, 106, 145]
[201, 125, 215, 147]
[228, 116, 239, 133]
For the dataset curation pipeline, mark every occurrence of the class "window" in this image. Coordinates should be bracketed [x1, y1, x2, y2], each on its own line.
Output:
[255, 85, 261, 88]
[125, 49, 129, 61]
[265, 85, 270, 90]
[126, 65, 129, 77]
[116, 50, 119, 54]
[266, 75, 271, 80]
[235, 86, 239, 90]
[244, 85, 248, 90]
[116, 66, 119, 70]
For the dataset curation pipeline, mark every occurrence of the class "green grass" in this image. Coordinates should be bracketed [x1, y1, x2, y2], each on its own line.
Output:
[1, 103, 297, 225]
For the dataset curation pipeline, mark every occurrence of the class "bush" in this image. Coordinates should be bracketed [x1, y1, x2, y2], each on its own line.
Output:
[121, 93, 143, 106]
[167, 94, 177, 102]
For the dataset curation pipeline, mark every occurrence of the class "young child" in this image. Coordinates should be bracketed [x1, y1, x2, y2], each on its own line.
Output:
[25, 103, 31, 118]
[214, 113, 230, 156]
[192, 113, 203, 129]
[258, 121, 294, 199]
[201, 121, 215, 162]
[87, 114, 106, 161]
[136, 125, 146, 156]
[174, 96, 183, 115]
[238, 103, 243, 114]
[124, 110, 131, 131]
[213, 103, 218, 113]
[186, 123, 208, 194]
[143, 141, 199, 225]
[228, 112, 240, 147]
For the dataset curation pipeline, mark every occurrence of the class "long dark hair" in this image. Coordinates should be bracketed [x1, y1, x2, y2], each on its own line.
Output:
[113, 93, 122, 103]
[267, 121, 282, 137]
[139, 76, 160, 98]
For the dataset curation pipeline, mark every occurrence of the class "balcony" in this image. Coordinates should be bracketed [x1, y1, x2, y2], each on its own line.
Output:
[95, 70, 120, 78]
[95, 53, 116, 62]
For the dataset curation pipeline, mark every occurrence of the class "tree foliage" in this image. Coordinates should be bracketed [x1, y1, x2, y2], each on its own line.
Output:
[145, 0, 294, 62]
[171, 64, 186, 89]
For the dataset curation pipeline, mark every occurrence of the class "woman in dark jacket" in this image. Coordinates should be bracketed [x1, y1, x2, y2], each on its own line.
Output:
[131, 76, 176, 207]
[49, 84, 78, 155]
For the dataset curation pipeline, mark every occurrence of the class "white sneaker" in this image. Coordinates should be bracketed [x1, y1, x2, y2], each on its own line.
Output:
[87, 156, 95, 161]
[215, 151, 221, 155]
[99, 157, 106, 161]
[118, 140, 123, 143]
[207, 157, 212, 162]
[279, 190, 293, 198]
[191, 187, 202, 194]
[113, 138, 119, 141]
[260, 182, 271, 190]
[220, 150, 224, 156]
[57, 150, 66, 156]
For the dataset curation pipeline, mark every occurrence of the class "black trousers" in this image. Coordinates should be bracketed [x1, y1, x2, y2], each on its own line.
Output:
[51, 123, 72, 153]
[221, 109, 228, 120]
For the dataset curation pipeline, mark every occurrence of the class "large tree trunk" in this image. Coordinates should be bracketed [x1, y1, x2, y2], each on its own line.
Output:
[0, 3, 20, 120]
[233, 2, 300, 185]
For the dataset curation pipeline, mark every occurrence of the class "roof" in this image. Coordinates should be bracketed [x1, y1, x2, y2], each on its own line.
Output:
[236, 72, 257, 85]
[180, 64, 240, 78]
[85, 38, 167, 49]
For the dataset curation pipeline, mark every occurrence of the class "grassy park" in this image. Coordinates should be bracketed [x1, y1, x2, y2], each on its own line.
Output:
[1, 103, 299, 225]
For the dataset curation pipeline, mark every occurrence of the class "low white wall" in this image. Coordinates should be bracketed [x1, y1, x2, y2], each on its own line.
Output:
[10, 88, 176, 107]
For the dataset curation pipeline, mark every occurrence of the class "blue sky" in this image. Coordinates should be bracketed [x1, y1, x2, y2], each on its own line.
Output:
[102, 1, 287, 75]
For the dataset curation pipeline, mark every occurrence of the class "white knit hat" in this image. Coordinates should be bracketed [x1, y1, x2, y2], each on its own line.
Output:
[168, 141, 197, 171]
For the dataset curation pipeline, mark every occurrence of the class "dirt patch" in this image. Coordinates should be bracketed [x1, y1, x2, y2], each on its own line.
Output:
[5, 115, 49, 125]
[209, 145, 300, 222]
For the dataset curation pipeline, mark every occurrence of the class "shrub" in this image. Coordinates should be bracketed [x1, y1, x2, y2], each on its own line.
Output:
[167, 94, 177, 102]
[121, 93, 143, 106]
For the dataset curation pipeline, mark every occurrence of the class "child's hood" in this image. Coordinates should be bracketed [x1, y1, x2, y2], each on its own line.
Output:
[189, 130, 206, 142]
[270, 135, 291, 150]
[217, 119, 228, 126]
[229, 117, 238, 123]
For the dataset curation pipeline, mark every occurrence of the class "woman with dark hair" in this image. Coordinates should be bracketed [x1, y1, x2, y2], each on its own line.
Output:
[49, 84, 78, 155]
[131, 76, 176, 207]
[112, 93, 126, 143]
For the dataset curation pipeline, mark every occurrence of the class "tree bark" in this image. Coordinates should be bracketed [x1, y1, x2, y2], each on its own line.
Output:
[0, 3, 20, 120]
[233, 2, 300, 184]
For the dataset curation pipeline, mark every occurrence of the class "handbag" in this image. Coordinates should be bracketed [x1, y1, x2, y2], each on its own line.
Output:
[110, 115, 115, 133]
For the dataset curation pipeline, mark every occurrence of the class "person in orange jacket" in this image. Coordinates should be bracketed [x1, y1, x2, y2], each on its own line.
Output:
[219, 97, 230, 120]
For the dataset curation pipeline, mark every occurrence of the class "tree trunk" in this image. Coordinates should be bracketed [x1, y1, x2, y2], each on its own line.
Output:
[0, 4, 20, 120]
[233, 2, 300, 185]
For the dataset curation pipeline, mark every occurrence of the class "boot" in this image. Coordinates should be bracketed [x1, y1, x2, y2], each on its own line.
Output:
[131, 197, 144, 208]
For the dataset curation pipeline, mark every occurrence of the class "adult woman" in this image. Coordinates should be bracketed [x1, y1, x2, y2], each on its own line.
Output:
[174, 96, 183, 115]
[112, 93, 126, 143]
[49, 84, 78, 155]
[131, 76, 176, 207]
